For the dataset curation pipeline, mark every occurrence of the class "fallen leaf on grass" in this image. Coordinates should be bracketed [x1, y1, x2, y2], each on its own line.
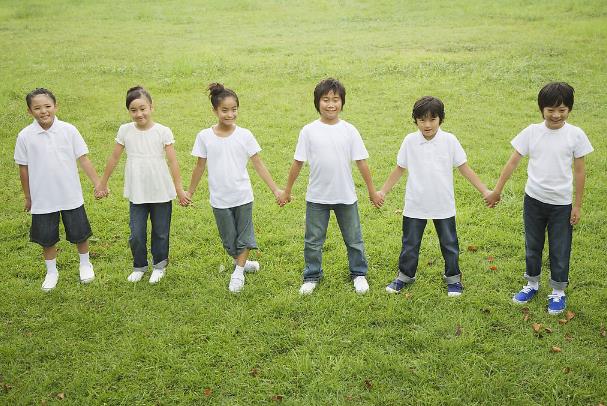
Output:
[544, 327, 553, 334]
[487, 256, 495, 262]
[271, 394, 283, 402]
[600, 325, 606, 337]
[521, 307, 530, 315]
[364, 379, 373, 390]
[1, 383, 13, 393]
[56, 392, 65, 400]
[455, 325, 463, 336]
[523, 314, 530, 322]
[565, 310, 575, 321]
[550, 346, 562, 353]
[467, 245, 478, 252]
[203, 388, 212, 397]
[488, 265, 497, 271]
[564, 333, 573, 342]
[558, 319, 568, 325]
[563, 367, 571, 374]
[532, 323, 542, 333]
[403, 292, 412, 299]
[250, 367, 260, 377]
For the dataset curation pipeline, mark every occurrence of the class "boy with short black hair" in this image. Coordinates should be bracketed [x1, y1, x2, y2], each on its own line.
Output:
[15, 88, 102, 291]
[486, 82, 593, 314]
[378, 96, 491, 297]
[279, 78, 383, 295]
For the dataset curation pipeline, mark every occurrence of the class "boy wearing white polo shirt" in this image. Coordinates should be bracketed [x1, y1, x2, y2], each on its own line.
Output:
[485, 82, 593, 315]
[378, 96, 490, 297]
[14, 88, 102, 291]
[279, 78, 383, 295]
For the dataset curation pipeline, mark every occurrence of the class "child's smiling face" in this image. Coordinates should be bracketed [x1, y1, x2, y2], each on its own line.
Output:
[318, 90, 342, 124]
[213, 96, 239, 128]
[128, 97, 154, 130]
[416, 113, 440, 139]
[28, 94, 57, 130]
[542, 103, 570, 130]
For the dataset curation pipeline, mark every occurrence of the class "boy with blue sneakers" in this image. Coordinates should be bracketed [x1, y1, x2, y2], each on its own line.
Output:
[486, 82, 593, 315]
[378, 96, 491, 297]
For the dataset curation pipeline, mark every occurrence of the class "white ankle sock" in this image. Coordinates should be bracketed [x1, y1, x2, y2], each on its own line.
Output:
[551, 288, 565, 297]
[527, 281, 539, 290]
[45, 258, 58, 274]
[232, 265, 245, 278]
[79, 252, 91, 266]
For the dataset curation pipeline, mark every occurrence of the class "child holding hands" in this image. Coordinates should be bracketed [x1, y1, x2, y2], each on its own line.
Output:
[97, 86, 190, 284]
[187, 83, 283, 293]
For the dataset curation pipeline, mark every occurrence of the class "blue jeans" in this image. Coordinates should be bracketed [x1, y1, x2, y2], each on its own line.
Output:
[303, 201, 368, 282]
[523, 194, 572, 290]
[129, 201, 172, 271]
[397, 216, 461, 284]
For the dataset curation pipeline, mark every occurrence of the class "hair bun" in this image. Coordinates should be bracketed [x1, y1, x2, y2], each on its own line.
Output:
[208, 83, 225, 97]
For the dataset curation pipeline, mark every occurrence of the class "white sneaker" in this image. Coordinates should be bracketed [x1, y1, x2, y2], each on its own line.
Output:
[79, 263, 95, 284]
[149, 268, 165, 284]
[299, 281, 318, 295]
[41, 272, 58, 292]
[127, 270, 145, 283]
[244, 260, 260, 273]
[229, 274, 245, 293]
[353, 276, 369, 294]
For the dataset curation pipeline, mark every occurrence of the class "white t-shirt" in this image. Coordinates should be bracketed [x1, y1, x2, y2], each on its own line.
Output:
[294, 119, 369, 204]
[511, 122, 593, 205]
[116, 122, 177, 204]
[191, 126, 261, 209]
[14, 118, 88, 214]
[397, 129, 467, 219]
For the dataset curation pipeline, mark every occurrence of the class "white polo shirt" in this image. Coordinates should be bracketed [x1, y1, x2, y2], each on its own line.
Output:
[398, 129, 467, 219]
[191, 126, 261, 209]
[294, 119, 369, 204]
[14, 118, 88, 214]
[512, 122, 593, 205]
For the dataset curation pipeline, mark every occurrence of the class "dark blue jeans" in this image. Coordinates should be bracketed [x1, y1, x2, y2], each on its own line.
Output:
[397, 216, 461, 284]
[523, 194, 572, 290]
[303, 201, 368, 282]
[129, 201, 172, 271]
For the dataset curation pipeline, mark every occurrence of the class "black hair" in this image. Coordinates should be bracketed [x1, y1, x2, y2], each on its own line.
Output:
[126, 86, 152, 109]
[538, 82, 574, 111]
[313, 78, 346, 113]
[208, 83, 239, 109]
[26, 88, 56, 108]
[412, 96, 445, 124]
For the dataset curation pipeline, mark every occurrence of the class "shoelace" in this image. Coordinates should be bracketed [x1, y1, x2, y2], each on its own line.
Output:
[547, 294, 563, 302]
[521, 286, 536, 293]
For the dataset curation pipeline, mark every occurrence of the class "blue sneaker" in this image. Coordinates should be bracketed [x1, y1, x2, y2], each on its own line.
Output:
[512, 286, 538, 304]
[386, 278, 408, 293]
[547, 294, 566, 315]
[447, 282, 463, 297]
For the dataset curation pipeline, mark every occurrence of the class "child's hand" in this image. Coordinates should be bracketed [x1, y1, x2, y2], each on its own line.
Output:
[24, 197, 31, 212]
[570, 206, 582, 225]
[277, 190, 291, 207]
[484, 190, 500, 208]
[177, 190, 192, 207]
[370, 191, 385, 208]
[94, 183, 109, 199]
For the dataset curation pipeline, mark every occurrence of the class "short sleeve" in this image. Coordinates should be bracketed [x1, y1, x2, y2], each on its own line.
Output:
[14, 133, 29, 165]
[396, 137, 407, 168]
[452, 137, 467, 167]
[349, 125, 369, 161]
[294, 129, 307, 162]
[191, 131, 207, 158]
[243, 130, 262, 157]
[511, 126, 531, 156]
[116, 125, 126, 146]
[573, 129, 594, 158]
[162, 126, 175, 146]
[71, 126, 89, 158]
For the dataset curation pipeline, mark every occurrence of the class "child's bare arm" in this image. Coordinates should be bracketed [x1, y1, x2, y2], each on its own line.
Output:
[280, 160, 303, 206]
[18, 165, 31, 212]
[355, 159, 383, 208]
[457, 162, 490, 197]
[165, 144, 190, 206]
[379, 165, 405, 197]
[571, 156, 586, 225]
[78, 155, 101, 189]
[486, 150, 523, 207]
[187, 157, 207, 199]
[250, 154, 282, 199]
[98, 143, 125, 196]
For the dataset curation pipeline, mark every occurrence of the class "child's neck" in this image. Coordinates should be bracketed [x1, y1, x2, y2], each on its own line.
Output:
[320, 116, 340, 125]
[134, 120, 154, 131]
[213, 123, 236, 137]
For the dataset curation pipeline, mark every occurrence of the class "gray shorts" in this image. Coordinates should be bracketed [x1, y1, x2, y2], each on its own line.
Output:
[212, 202, 257, 257]
[30, 205, 92, 247]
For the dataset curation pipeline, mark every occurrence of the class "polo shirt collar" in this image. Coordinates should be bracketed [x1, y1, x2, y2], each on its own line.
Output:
[32, 117, 60, 134]
[417, 128, 442, 144]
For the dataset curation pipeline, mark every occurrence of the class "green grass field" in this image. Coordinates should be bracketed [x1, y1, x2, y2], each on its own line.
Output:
[1, 1, 606, 404]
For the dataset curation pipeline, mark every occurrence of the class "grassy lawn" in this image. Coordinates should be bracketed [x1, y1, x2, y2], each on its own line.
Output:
[1, 0, 606, 404]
